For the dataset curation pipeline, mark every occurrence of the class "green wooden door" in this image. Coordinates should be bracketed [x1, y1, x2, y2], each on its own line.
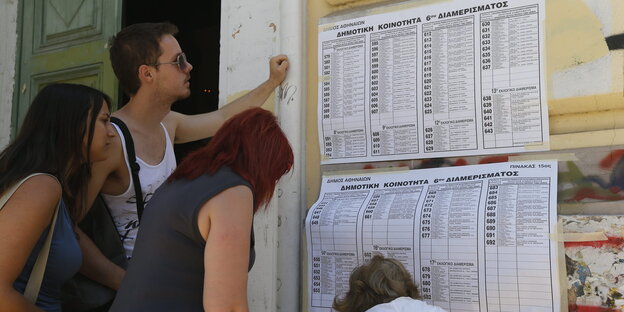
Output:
[14, 0, 121, 133]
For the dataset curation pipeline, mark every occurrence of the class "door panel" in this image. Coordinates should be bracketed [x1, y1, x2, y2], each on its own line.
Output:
[14, 0, 121, 133]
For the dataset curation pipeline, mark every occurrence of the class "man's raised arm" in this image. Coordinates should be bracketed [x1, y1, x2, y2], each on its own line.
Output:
[169, 54, 289, 144]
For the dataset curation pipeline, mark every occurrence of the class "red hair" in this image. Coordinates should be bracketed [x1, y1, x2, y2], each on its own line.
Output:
[168, 107, 294, 212]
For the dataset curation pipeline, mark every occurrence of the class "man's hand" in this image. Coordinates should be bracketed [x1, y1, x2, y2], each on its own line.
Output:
[168, 54, 290, 143]
[267, 55, 289, 89]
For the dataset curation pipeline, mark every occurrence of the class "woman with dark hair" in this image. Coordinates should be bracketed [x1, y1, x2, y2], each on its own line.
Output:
[334, 255, 447, 312]
[110, 107, 294, 312]
[0, 83, 115, 311]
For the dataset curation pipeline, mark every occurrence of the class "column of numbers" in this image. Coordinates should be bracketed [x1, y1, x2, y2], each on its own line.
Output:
[422, 30, 434, 153]
[361, 193, 379, 264]
[370, 42, 380, 114]
[322, 54, 332, 158]
[370, 40, 380, 116]
[310, 202, 324, 226]
[484, 183, 501, 311]
[310, 202, 326, 303]
[371, 131, 381, 155]
[370, 40, 381, 156]
[481, 20, 495, 141]
[363, 194, 378, 221]
[311, 256, 321, 296]
[419, 191, 435, 301]
[421, 266, 433, 301]
[421, 191, 434, 239]
[485, 185, 498, 247]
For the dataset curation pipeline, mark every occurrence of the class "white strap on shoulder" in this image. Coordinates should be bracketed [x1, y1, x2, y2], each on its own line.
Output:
[0, 173, 61, 304]
[0, 173, 49, 209]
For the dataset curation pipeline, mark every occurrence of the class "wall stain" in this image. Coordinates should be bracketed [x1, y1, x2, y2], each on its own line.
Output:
[231, 24, 242, 39]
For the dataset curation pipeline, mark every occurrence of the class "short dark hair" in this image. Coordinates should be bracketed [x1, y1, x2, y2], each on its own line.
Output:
[109, 22, 179, 96]
[0, 83, 112, 222]
[168, 108, 294, 213]
[333, 255, 421, 312]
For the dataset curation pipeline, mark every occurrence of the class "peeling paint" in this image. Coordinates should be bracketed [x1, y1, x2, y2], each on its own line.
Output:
[269, 22, 277, 32]
[552, 52, 622, 100]
[546, 0, 609, 74]
[573, 57, 584, 66]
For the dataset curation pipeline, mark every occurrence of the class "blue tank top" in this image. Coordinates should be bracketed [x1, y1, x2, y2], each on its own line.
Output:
[13, 200, 82, 312]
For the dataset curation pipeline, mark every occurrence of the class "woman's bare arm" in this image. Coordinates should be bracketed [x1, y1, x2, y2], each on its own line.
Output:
[0, 175, 60, 311]
[199, 185, 254, 312]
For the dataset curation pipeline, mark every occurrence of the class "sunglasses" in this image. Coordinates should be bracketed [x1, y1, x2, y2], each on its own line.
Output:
[150, 53, 190, 71]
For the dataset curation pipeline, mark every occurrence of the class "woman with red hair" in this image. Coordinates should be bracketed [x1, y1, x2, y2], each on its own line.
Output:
[110, 107, 293, 312]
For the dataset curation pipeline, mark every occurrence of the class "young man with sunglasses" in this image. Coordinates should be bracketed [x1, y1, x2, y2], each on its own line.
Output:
[76, 22, 289, 296]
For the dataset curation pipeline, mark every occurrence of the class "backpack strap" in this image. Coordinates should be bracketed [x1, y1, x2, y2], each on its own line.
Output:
[110, 117, 145, 220]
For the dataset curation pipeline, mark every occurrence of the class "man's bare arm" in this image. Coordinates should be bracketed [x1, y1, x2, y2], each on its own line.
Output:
[76, 228, 125, 290]
[85, 132, 125, 214]
[170, 54, 289, 144]
[78, 131, 126, 289]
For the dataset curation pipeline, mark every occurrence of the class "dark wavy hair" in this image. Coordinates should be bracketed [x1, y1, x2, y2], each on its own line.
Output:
[0, 83, 111, 222]
[109, 22, 179, 96]
[333, 255, 421, 312]
[168, 107, 293, 212]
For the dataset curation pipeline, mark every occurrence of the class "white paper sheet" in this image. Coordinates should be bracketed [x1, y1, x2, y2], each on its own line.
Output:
[305, 161, 560, 311]
[318, 0, 549, 164]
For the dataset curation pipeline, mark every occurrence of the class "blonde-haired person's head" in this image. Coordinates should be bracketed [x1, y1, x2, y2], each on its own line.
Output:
[333, 254, 420, 312]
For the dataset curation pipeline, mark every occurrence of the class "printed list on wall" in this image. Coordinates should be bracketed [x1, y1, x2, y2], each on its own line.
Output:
[305, 161, 561, 312]
[318, 0, 549, 164]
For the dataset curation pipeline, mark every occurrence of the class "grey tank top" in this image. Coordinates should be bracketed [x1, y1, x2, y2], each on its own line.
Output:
[110, 167, 254, 312]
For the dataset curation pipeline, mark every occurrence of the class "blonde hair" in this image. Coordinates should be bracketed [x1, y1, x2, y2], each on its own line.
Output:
[333, 254, 421, 312]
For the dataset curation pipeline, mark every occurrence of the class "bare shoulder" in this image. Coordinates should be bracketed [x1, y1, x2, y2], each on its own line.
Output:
[208, 185, 253, 213]
[197, 185, 253, 240]
[162, 110, 185, 140]
[163, 110, 184, 130]
[2, 174, 61, 215]
[0, 174, 62, 290]
[18, 174, 61, 198]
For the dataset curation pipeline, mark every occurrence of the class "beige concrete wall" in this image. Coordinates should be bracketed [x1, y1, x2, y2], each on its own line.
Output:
[0, 0, 19, 149]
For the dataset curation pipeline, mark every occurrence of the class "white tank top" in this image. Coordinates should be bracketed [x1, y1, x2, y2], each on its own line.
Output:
[102, 123, 177, 259]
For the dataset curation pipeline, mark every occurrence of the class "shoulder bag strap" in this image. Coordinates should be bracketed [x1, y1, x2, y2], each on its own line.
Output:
[0, 173, 61, 304]
[0, 173, 44, 209]
[110, 117, 145, 220]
